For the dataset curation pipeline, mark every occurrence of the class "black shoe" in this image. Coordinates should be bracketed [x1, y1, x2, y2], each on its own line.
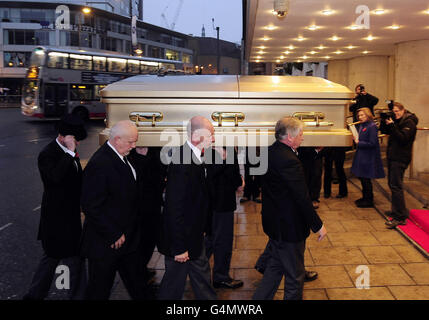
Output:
[304, 270, 318, 282]
[213, 279, 244, 289]
[240, 197, 250, 203]
[356, 200, 374, 208]
[385, 211, 394, 217]
[336, 194, 347, 199]
[354, 198, 365, 204]
[255, 266, 265, 275]
[385, 219, 407, 229]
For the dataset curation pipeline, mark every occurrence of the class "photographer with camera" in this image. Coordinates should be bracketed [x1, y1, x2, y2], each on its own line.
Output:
[349, 84, 379, 123]
[380, 102, 419, 229]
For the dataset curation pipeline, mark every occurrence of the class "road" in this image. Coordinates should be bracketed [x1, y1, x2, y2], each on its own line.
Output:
[0, 109, 104, 299]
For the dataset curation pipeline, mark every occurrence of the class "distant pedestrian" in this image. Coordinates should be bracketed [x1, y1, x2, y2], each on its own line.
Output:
[23, 115, 87, 300]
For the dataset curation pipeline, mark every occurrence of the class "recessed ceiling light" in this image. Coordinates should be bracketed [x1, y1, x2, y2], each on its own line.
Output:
[262, 37, 270, 41]
[307, 25, 321, 31]
[256, 56, 261, 59]
[257, 51, 265, 54]
[276, 59, 280, 63]
[330, 36, 340, 41]
[321, 9, 334, 15]
[296, 36, 306, 41]
[387, 25, 401, 30]
[334, 50, 343, 55]
[259, 46, 266, 49]
[302, 56, 308, 59]
[347, 24, 361, 30]
[284, 50, 290, 54]
[317, 45, 326, 50]
[287, 45, 295, 50]
[346, 45, 356, 50]
[423, 9, 429, 15]
[365, 35, 375, 41]
[280, 55, 285, 59]
[265, 25, 278, 31]
[309, 51, 318, 55]
[256, 60, 260, 63]
[325, 56, 331, 59]
[363, 51, 370, 54]
[373, 9, 386, 15]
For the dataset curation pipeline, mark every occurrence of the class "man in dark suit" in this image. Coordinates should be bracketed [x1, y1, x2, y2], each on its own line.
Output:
[81, 120, 149, 300]
[158, 116, 217, 300]
[205, 147, 244, 289]
[23, 115, 87, 300]
[253, 117, 327, 300]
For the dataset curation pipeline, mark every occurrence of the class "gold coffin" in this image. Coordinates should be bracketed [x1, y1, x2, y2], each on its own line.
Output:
[100, 75, 354, 147]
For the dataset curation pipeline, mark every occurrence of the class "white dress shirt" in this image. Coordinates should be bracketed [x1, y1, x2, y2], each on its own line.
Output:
[107, 141, 136, 180]
[56, 138, 78, 170]
[186, 140, 202, 163]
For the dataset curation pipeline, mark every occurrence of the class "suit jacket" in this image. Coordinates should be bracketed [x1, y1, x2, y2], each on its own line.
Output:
[207, 148, 242, 213]
[37, 139, 82, 258]
[158, 143, 211, 259]
[80, 142, 140, 259]
[261, 141, 323, 242]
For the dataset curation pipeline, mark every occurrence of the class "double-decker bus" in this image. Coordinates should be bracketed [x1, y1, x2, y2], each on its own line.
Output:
[21, 46, 185, 120]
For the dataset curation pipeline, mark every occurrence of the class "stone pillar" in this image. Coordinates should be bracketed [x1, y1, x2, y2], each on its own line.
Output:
[395, 40, 429, 177]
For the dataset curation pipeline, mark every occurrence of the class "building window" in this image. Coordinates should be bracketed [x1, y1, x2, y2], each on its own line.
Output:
[4, 52, 31, 68]
[165, 49, 179, 61]
[182, 54, 192, 64]
[148, 46, 164, 59]
[3, 30, 54, 45]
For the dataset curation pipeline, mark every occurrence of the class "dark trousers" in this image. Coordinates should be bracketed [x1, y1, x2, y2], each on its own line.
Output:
[324, 148, 348, 196]
[158, 245, 217, 300]
[205, 211, 234, 283]
[139, 212, 161, 275]
[253, 239, 305, 300]
[302, 157, 323, 201]
[359, 177, 373, 202]
[388, 161, 409, 220]
[243, 164, 261, 200]
[255, 240, 272, 271]
[86, 251, 150, 300]
[25, 252, 86, 300]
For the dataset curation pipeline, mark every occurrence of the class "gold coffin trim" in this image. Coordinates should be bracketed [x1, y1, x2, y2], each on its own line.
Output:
[129, 111, 163, 127]
[212, 112, 245, 127]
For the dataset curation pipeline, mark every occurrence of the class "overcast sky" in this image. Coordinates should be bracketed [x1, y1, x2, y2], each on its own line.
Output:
[142, 0, 243, 44]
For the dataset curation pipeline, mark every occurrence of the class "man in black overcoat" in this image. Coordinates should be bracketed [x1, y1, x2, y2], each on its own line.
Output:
[80, 120, 149, 300]
[157, 116, 217, 300]
[23, 115, 87, 300]
[253, 117, 327, 300]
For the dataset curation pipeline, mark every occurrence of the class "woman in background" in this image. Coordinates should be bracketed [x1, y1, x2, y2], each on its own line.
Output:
[351, 108, 385, 208]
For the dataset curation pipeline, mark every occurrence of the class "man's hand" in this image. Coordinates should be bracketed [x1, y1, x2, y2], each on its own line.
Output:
[354, 138, 359, 144]
[174, 251, 189, 263]
[136, 147, 148, 156]
[386, 118, 394, 125]
[111, 234, 125, 249]
[317, 225, 327, 242]
[237, 175, 245, 192]
[63, 135, 77, 152]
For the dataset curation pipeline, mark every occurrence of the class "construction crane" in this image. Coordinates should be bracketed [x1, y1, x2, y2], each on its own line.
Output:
[161, 0, 184, 30]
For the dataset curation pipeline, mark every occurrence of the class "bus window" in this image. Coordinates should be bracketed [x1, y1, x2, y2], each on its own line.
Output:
[141, 61, 158, 74]
[70, 54, 92, 70]
[70, 84, 93, 101]
[93, 56, 106, 71]
[47, 52, 69, 69]
[94, 85, 107, 99]
[107, 57, 126, 73]
[127, 59, 140, 74]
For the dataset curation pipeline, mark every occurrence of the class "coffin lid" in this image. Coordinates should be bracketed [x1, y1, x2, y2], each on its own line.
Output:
[100, 75, 354, 100]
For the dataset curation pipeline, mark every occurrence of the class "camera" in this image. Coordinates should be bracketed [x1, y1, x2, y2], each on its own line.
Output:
[273, 0, 289, 18]
[385, 99, 394, 110]
[379, 100, 395, 120]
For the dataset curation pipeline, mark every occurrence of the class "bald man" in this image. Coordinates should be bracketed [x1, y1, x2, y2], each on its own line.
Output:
[158, 116, 217, 300]
[81, 121, 150, 300]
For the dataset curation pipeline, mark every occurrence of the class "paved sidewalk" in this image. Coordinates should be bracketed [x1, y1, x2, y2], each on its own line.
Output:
[111, 180, 429, 300]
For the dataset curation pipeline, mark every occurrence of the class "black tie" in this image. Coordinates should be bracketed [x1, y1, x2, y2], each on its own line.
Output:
[123, 156, 134, 179]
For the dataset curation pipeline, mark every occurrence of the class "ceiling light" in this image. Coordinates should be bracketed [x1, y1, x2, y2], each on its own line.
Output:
[296, 36, 306, 41]
[307, 25, 321, 31]
[321, 9, 334, 15]
[265, 25, 278, 31]
[317, 45, 326, 50]
[276, 59, 280, 63]
[259, 46, 266, 49]
[257, 51, 265, 54]
[302, 55, 308, 59]
[325, 56, 331, 59]
[309, 51, 317, 55]
[256, 56, 262, 59]
[373, 9, 385, 15]
[280, 55, 285, 59]
[287, 45, 295, 50]
[334, 50, 343, 55]
[348, 24, 361, 30]
[387, 25, 401, 30]
[346, 45, 356, 50]
[362, 51, 370, 54]
[365, 35, 375, 41]
[284, 50, 290, 54]
[423, 9, 429, 15]
[256, 60, 261, 63]
[330, 36, 340, 41]
[262, 37, 270, 41]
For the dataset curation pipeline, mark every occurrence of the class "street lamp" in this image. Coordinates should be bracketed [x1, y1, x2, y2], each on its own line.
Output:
[212, 18, 220, 75]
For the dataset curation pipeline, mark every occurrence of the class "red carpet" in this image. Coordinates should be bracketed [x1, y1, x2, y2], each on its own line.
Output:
[397, 209, 429, 254]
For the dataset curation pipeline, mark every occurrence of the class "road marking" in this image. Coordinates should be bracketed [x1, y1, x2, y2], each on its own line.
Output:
[27, 138, 50, 143]
[33, 205, 41, 212]
[0, 144, 5, 147]
[0, 223, 13, 232]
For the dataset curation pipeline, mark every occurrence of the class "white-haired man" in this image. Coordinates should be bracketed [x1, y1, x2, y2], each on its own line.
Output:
[81, 120, 150, 299]
[158, 116, 217, 300]
[253, 117, 327, 300]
